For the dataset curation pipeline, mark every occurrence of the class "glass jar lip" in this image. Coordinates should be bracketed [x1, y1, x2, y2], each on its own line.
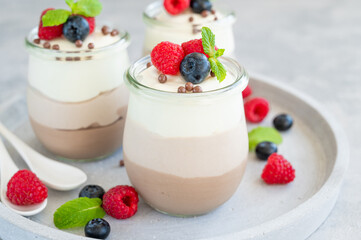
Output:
[126, 55, 248, 99]
[143, 1, 236, 29]
[25, 25, 131, 57]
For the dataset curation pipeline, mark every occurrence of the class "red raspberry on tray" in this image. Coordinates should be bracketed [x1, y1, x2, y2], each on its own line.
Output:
[151, 41, 185, 75]
[102, 185, 139, 219]
[244, 97, 270, 123]
[181, 39, 218, 58]
[262, 153, 295, 184]
[38, 8, 63, 40]
[7, 170, 48, 205]
[164, 0, 190, 15]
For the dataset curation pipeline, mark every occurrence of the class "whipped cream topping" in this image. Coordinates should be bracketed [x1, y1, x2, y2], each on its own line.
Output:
[156, 9, 222, 25]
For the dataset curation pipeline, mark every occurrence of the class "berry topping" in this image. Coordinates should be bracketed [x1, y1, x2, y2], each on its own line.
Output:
[181, 38, 218, 58]
[151, 41, 185, 75]
[273, 114, 294, 131]
[85, 218, 110, 239]
[102, 185, 139, 219]
[261, 153, 295, 184]
[180, 52, 211, 84]
[242, 85, 252, 98]
[190, 0, 212, 14]
[164, 0, 190, 15]
[38, 8, 63, 40]
[255, 141, 278, 160]
[83, 16, 95, 34]
[79, 185, 105, 199]
[244, 97, 270, 123]
[6, 170, 48, 205]
[63, 16, 90, 42]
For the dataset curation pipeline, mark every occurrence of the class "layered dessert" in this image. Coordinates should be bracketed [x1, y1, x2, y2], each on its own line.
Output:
[25, 0, 130, 160]
[143, 0, 236, 55]
[124, 28, 248, 216]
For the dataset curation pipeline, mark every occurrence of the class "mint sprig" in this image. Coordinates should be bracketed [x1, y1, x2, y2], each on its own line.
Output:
[42, 0, 102, 27]
[248, 127, 283, 151]
[201, 27, 227, 82]
[53, 197, 105, 229]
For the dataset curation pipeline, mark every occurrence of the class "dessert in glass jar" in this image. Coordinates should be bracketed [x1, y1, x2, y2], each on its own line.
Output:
[124, 27, 248, 216]
[25, 0, 130, 160]
[143, 0, 236, 56]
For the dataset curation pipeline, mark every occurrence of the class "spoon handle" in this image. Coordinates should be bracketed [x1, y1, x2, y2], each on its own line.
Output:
[0, 138, 19, 187]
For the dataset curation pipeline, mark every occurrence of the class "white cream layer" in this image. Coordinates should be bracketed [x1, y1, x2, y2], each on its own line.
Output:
[157, 9, 221, 25]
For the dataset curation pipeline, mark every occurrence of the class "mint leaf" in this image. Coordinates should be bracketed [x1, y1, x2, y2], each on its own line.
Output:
[42, 9, 71, 27]
[72, 0, 103, 17]
[65, 0, 74, 8]
[215, 49, 225, 58]
[248, 127, 283, 151]
[201, 27, 216, 56]
[54, 197, 105, 229]
[209, 57, 227, 82]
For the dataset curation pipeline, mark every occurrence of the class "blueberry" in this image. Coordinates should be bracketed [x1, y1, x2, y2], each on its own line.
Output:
[190, 0, 212, 14]
[180, 52, 210, 84]
[85, 218, 110, 239]
[79, 185, 105, 199]
[255, 141, 278, 160]
[273, 114, 293, 131]
[63, 16, 89, 43]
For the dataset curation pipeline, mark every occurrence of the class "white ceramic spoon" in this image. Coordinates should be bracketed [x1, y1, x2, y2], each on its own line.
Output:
[0, 122, 87, 191]
[0, 138, 47, 216]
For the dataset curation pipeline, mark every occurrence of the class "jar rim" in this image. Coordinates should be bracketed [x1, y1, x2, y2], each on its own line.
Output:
[143, 1, 236, 29]
[125, 55, 248, 99]
[25, 25, 131, 57]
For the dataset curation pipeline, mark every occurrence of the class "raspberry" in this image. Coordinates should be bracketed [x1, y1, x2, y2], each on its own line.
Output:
[6, 170, 48, 205]
[244, 97, 270, 123]
[83, 16, 95, 34]
[38, 8, 63, 40]
[164, 0, 190, 15]
[181, 38, 218, 58]
[151, 41, 185, 75]
[261, 153, 295, 184]
[242, 85, 252, 98]
[102, 185, 139, 219]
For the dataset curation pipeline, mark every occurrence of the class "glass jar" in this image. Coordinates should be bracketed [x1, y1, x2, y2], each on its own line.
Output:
[142, 1, 236, 56]
[124, 56, 249, 216]
[25, 27, 131, 161]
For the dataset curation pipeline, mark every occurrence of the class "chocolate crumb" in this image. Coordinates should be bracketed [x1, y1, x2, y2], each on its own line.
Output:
[178, 86, 186, 93]
[88, 43, 95, 49]
[185, 82, 194, 91]
[111, 29, 119, 36]
[214, 16, 218, 21]
[210, 71, 216, 77]
[43, 42, 51, 49]
[33, 38, 41, 44]
[75, 40, 83, 48]
[102, 25, 110, 35]
[65, 57, 73, 61]
[119, 160, 125, 167]
[52, 44, 60, 50]
[193, 86, 203, 93]
[211, 9, 216, 15]
[74, 57, 81, 61]
[189, 16, 194, 22]
[158, 74, 167, 83]
[201, 10, 208, 18]
[147, 62, 152, 68]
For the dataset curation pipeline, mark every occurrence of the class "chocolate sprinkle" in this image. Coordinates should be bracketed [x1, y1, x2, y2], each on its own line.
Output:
[119, 160, 125, 167]
[33, 38, 41, 44]
[214, 16, 218, 21]
[158, 74, 167, 83]
[75, 40, 83, 48]
[193, 86, 203, 93]
[201, 10, 208, 18]
[88, 43, 95, 49]
[55, 57, 61, 61]
[65, 57, 73, 61]
[102, 25, 110, 35]
[43, 42, 51, 49]
[52, 44, 60, 50]
[211, 9, 216, 15]
[178, 86, 186, 93]
[185, 82, 194, 91]
[147, 62, 152, 68]
[111, 29, 119, 36]
[189, 16, 194, 22]
[210, 71, 216, 77]
[74, 57, 81, 61]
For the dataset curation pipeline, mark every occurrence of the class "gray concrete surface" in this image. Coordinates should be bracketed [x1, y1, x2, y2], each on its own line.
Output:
[0, 0, 360, 239]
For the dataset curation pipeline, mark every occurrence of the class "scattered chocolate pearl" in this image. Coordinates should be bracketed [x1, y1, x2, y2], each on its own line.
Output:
[65, 57, 73, 61]
[193, 86, 203, 93]
[210, 71, 215, 77]
[178, 86, 186, 93]
[110, 29, 119, 36]
[158, 74, 167, 83]
[146, 62, 152, 68]
[119, 160, 125, 167]
[88, 43, 95, 49]
[74, 57, 81, 61]
[214, 16, 218, 21]
[43, 42, 51, 49]
[102, 25, 110, 35]
[75, 40, 83, 48]
[55, 57, 61, 61]
[201, 10, 208, 18]
[33, 38, 41, 44]
[189, 16, 194, 22]
[211, 9, 216, 15]
[185, 82, 194, 91]
[52, 44, 60, 50]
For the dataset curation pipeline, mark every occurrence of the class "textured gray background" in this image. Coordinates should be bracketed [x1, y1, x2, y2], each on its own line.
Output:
[0, 0, 360, 239]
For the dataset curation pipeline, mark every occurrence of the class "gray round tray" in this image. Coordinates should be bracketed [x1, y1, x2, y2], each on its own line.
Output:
[0, 74, 349, 240]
